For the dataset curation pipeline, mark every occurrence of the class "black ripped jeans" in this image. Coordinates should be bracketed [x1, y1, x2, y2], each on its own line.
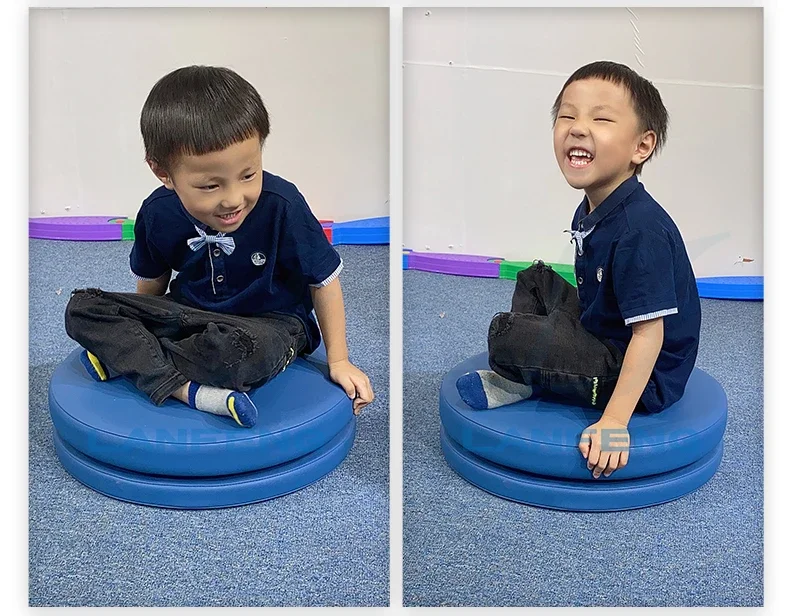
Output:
[64, 289, 307, 405]
[487, 261, 625, 410]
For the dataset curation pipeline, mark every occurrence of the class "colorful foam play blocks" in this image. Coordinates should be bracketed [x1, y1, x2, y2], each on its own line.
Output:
[331, 216, 389, 245]
[319, 220, 333, 243]
[121, 219, 136, 241]
[499, 260, 577, 287]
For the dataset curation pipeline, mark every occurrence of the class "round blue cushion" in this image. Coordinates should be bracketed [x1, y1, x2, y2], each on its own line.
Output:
[54, 419, 356, 509]
[440, 353, 727, 480]
[441, 427, 723, 512]
[49, 347, 353, 477]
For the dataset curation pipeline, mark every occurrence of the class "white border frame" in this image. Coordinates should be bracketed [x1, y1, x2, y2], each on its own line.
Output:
[7, 1, 787, 614]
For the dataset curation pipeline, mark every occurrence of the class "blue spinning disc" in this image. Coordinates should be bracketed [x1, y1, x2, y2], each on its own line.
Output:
[54, 418, 356, 509]
[441, 353, 727, 480]
[441, 427, 723, 512]
[49, 347, 353, 477]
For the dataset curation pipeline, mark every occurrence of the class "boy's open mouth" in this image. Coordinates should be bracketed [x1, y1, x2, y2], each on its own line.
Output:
[216, 208, 244, 225]
[568, 148, 594, 168]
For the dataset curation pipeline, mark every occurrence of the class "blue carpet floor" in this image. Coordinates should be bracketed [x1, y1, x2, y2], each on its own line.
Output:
[403, 270, 763, 607]
[29, 240, 389, 607]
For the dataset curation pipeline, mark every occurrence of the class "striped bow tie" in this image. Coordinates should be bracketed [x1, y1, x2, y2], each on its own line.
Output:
[187, 226, 236, 255]
[563, 225, 595, 256]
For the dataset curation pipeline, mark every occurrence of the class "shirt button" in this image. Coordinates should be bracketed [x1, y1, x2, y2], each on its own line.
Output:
[213, 249, 221, 257]
[577, 276, 584, 285]
[216, 275, 224, 283]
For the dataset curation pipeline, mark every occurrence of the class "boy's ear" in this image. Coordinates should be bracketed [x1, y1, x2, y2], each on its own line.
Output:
[147, 159, 175, 190]
[633, 130, 657, 166]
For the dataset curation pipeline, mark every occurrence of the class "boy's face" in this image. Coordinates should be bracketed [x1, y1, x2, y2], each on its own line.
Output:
[552, 78, 655, 208]
[151, 135, 263, 233]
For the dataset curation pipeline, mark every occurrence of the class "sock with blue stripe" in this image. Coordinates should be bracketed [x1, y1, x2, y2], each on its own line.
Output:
[456, 370, 536, 410]
[79, 349, 118, 382]
[187, 381, 258, 428]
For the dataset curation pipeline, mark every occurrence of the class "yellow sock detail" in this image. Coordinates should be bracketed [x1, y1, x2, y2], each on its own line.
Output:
[227, 396, 242, 426]
[88, 352, 107, 381]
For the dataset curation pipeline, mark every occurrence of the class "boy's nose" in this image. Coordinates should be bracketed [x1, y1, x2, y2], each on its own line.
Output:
[222, 192, 245, 209]
[569, 122, 589, 137]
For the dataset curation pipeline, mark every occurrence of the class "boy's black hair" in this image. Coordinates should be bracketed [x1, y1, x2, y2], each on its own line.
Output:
[141, 65, 270, 172]
[551, 60, 669, 175]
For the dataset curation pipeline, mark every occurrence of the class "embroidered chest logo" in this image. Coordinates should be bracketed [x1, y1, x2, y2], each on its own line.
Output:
[596, 266, 603, 283]
[251, 252, 267, 267]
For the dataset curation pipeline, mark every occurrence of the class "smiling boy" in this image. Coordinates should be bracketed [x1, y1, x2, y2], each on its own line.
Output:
[65, 65, 373, 427]
[457, 61, 701, 478]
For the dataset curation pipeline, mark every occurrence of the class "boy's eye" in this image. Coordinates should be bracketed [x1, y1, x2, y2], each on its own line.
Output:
[594, 118, 613, 122]
[199, 184, 218, 191]
[243, 172, 257, 180]
[559, 115, 574, 120]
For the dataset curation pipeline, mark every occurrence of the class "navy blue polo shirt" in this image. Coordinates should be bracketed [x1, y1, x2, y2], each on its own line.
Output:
[568, 174, 701, 413]
[129, 171, 342, 355]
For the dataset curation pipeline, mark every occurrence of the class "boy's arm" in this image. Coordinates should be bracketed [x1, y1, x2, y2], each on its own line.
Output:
[602, 316, 664, 425]
[310, 277, 349, 365]
[136, 271, 171, 296]
[579, 317, 663, 478]
[310, 277, 374, 414]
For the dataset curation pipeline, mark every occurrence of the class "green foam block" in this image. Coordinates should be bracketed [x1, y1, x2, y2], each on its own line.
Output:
[498, 261, 577, 287]
[121, 219, 135, 241]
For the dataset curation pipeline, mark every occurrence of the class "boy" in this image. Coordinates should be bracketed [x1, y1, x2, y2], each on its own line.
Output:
[457, 61, 701, 479]
[65, 65, 374, 428]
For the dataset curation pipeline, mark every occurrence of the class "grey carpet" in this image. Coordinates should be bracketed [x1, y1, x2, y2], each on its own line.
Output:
[29, 240, 389, 607]
[403, 269, 763, 607]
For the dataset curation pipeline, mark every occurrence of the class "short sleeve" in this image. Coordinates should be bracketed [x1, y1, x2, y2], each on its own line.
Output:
[129, 209, 170, 281]
[612, 229, 679, 326]
[281, 193, 343, 288]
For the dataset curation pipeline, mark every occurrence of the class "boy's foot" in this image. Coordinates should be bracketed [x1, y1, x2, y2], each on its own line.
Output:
[186, 382, 258, 428]
[456, 370, 536, 410]
[79, 349, 112, 382]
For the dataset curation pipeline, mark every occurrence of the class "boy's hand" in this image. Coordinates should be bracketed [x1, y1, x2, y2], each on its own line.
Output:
[579, 416, 630, 478]
[328, 359, 374, 415]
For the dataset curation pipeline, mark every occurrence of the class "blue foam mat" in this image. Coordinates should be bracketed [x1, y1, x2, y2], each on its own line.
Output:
[441, 427, 723, 512]
[53, 418, 356, 509]
[49, 347, 353, 477]
[441, 353, 727, 480]
[332, 217, 389, 245]
[696, 275, 763, 300]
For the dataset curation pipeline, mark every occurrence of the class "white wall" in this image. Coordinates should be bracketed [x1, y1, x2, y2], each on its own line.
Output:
[30, 7, 389, 222]
[404, 7, 763, 277]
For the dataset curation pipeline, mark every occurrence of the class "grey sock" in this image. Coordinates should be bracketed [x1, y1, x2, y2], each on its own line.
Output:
[187, 382, 258, 428]
[457, 370, 534, 410]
